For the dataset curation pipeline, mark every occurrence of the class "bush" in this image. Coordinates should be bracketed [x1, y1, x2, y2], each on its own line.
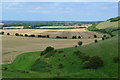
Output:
[45, 50, 56, 58]
[103, 35, 106, 37]
[58, 64, 63, 69]
[78, 41, 83, 46]
[58, 51, 64, 53]
[81, 55, 90, 62]
[40, 46, 54, 56]
[75, 45, 78, 47]
[106, 37, 110, 39]
[113, 57, 120, 63]
[25, 34, 28, 37]
[94, 40, 98, 43]
[7, 33, 10, 35]
[83, 56, 104, 69]
[15, 33, 19, 36]
[47, 35, 50, 38]
[74, 50, 84, 58]
[38, 35, 42, 37]
[78, 36, 81, 39]
[30, 34, 35, 37]
[102, 37, 105, 40]
[20, 34, 23, 36]
[1, 32, 4, 35]
[94, 35, 97, 38]
[72, 36, 77, 39]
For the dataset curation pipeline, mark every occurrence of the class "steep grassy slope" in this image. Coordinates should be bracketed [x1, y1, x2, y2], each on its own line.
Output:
[2, 36, 118, 78]
[96, 20, 118, 29]
[87, 17, 119, 33]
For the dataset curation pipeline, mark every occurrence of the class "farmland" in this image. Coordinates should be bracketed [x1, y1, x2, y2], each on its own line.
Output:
[1, 17, 119, 78]
[2, 28, 102, 64]
[2, 28, 103, 39]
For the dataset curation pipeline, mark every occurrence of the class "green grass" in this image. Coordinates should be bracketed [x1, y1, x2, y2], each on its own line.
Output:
[2, 35, 118, 78]
[5, 51, 40, 71]
[96, 20, 118, 29]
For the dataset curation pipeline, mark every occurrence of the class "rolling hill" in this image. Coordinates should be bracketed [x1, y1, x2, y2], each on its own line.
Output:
[2, 35, 118, 78]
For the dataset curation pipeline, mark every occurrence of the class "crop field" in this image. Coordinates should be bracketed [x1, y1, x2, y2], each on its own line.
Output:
[2, 35, 101, 64]
[2, 28, 103, 38]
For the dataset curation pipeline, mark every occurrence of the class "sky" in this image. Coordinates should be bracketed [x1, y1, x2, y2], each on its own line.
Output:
[1, 2, 118, 21]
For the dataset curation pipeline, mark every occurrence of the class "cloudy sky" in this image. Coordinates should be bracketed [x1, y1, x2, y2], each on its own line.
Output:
[1, 2, 118, 21]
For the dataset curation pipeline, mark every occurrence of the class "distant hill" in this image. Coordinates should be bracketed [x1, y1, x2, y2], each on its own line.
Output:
[87, 17, 120, 33]
[96, 17, 119, 29]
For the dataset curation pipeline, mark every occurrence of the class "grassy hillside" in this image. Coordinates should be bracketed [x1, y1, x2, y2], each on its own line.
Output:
[96, 20, 118, 29]
[2, 35, 118, 78]
[87, 17, 119, 34]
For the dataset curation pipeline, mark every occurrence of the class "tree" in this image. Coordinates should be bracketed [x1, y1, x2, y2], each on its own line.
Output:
[25, 34, 28, 37]
[83, 56, 104, 69]
[7, 33, 10, 35]
[15, 33, 19, 36]
[94, 34, 97, 38]
[78, 36, 81, 39]
[40, 46, 54, 56]
[102, 37, 104, 40]
[1, 32, 4, 35]
[94, 40, 98, 43]
[78, 41, 83, 46]
[47, 35, 50, 38]
[30, 34, 35, 37]
[20, 34, 23, 36]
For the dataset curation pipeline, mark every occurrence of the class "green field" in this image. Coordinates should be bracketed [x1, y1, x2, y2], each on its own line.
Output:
[2, 35, 118, 78]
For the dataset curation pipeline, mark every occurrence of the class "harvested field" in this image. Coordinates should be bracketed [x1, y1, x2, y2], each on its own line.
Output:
[2, 28, 103, 39]
[2, 35, 101, 64]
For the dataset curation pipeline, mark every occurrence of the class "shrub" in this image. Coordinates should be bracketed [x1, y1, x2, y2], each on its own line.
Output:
[75, 45, 78, 47]
[38, 35, 42, 37]
[40, 46, 54, 56]
[78, 41, 83, 46]
[94, 35, 97, 38]
[102, 37, 105, 40]
[58, 64, 63, 69]
[83, 56, 104, 69]
[94, 40, 98, 43]
[74, 50, 84, 58]
[15, 33, 19, 36]
[45, 50, 56, 58]
[25, 34, 28, 37]
[63, 55, 66, 57]
[7, 33, 10, 35]
[113, 57, 120, 63]
[72, 36, 77, 39]
[106, 37, 110, 39]
[78, 36, 81, 39]
[20, 34, 23, 36]
[81, 55, 90, 62]
[1, 32, 4, 35]
[47, 35, 50, 38]
[30, 34, 35, 37]
[103, 35, 106, 37]
[58, 51, 64, 53]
